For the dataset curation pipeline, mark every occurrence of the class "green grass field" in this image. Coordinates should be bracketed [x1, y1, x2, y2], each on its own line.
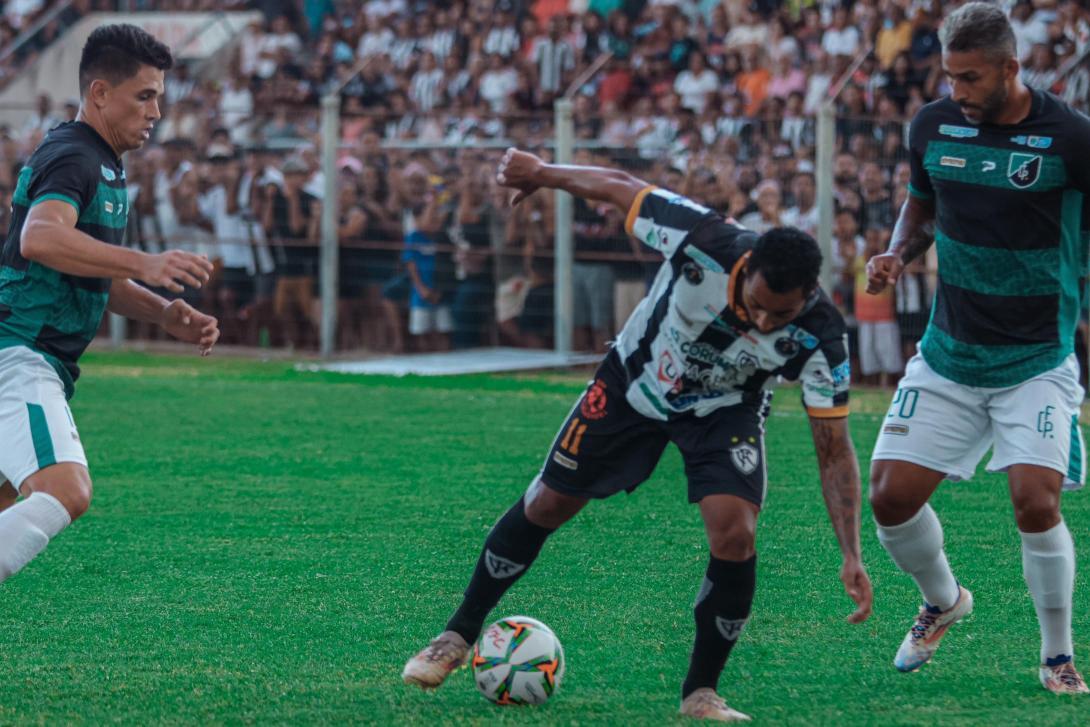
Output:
[0, 351, 1087, 725]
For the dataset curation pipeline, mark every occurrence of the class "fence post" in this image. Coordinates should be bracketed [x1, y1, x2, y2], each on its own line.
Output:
[319, 93, 340, 358]
[816, 102, 836, 296]
[109, 312, 125, 349]
[553, 98, 574, 355]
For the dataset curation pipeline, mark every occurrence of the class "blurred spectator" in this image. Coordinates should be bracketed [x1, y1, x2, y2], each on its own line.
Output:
[854, 227, 902, 387]
[265, 156, 320, 349]
[739, 179, 783, 234]
[780, 171, 818, 240]
[403, 186, 454, 351]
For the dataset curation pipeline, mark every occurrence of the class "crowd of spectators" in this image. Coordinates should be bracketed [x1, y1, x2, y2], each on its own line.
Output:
[0, 0, 1088, 376]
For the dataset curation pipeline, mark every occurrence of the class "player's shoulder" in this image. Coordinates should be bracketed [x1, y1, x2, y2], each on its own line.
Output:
[908, 97, 963, 136]
[794, 288, 848, 343]
[29, 122, 101, 168]
[1036, 91, 1090, 133]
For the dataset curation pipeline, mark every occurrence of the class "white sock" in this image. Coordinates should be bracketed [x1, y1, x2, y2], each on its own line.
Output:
[1021, 520, 1075, 664]
[0, 492, 72, 583]
[876, 504, 960, 611]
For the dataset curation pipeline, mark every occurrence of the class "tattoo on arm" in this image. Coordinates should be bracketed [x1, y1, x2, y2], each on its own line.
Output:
[810, 417, 863, 561]
[889, 195, 936, 265]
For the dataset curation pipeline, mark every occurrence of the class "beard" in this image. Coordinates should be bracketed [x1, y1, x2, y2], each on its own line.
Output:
[959, 83, 1009, 125]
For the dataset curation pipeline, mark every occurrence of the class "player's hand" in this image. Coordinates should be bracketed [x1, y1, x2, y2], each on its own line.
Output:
[865, 252, 904, 295]
[840, 558, 873, 624]
[139, 250, 214, 294]
[496, 147, 545, 206]
[159, 299, 220, 356]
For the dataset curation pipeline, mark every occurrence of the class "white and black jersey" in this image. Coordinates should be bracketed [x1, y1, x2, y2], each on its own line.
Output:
[612, 186, 851, 421]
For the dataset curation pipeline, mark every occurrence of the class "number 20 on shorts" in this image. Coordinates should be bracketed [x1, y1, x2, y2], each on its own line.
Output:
[888, 388, 919, 419]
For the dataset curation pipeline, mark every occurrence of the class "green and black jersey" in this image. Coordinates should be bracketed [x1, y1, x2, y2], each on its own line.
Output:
[0, 121, 128, 398]
[909, 90, 1090, 387]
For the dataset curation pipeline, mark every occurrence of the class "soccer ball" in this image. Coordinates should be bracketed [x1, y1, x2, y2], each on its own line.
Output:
[472, 616, 565, 705]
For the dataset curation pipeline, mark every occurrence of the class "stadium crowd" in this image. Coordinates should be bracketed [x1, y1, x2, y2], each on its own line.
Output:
[0, 0, 1088, 379]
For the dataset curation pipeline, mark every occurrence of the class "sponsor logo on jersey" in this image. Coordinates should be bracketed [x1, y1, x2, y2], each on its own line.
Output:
[715, 616, 748, 641]
[666, 193, 712, 215]
[981, 161, 996, 172]
[682, 244, 725, 273]
[939, 124, 979, 138]
[484, 549, 525, 579]
[1008, 153, 1042, 189]
[883, 423, 910, 436]
[551, 451, 578, 470]
[681, 261, 704, 284]
[658, 349, 679, 384]
[940, 156, 966, 168]
[101, 165, 116, 181]
[730, 442, 760, 475]
[103, 201, 113, 213]
[804, 381, 835, 398]
[831, 361, 851, 385]
[786, 324, 820, 350]
[580, 378, 608, 420]
[1010, 134, 1052, 149]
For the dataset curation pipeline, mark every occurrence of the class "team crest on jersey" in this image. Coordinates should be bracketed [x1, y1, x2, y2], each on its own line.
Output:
[1008, 153, 1041, 188]
[100, 165, 116, 181]
[939, 124, 979, 139]
[730, 442, 760, 475]
[580, 378, 608, 420]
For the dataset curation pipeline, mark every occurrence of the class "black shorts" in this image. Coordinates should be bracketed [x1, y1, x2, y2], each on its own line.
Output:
[219, 266, 255, 309]
[539, 354, 770, 507]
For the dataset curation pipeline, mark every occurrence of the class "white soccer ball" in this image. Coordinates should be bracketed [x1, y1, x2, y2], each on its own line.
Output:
[472, 615, 565, 705]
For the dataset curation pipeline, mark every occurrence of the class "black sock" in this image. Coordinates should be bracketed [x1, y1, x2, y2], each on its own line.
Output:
[445, 497, 555, 643]
[681, 554, 757, 699]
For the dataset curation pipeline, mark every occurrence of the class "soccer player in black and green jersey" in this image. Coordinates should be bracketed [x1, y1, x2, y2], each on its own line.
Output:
[866, 2, 1090, 693]
[0, 25, 219, 585]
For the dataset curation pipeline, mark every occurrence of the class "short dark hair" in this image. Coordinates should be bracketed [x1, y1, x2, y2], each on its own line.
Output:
[78, 23, 173, 95]
[939, 1, 1016, 64]
[748, 227, 822, 294]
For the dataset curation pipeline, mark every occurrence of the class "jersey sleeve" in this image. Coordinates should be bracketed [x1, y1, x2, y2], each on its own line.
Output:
[906, 111, 934, 201]
[625, 186, 717, 259]
[26, 147, 98, 217]
[798, 333, 851, 418]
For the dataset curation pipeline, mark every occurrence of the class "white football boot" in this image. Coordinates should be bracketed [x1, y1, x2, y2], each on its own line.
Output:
[402, 631, 470, 689]
[679, 688, 751, 722]
[894, 585, 973, 672]
[1040, 659, 1089, 694]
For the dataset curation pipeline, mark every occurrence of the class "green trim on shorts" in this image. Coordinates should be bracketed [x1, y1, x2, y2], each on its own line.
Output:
[27, 403, 56, 470]
[1068, 415, 1083, 484]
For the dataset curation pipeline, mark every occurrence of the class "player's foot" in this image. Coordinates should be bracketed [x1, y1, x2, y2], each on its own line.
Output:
[401, 630, 470, 690]
[679, 688, 751, 722]
[894, 585, 973, 672]
[1040, 659, 1089, 694]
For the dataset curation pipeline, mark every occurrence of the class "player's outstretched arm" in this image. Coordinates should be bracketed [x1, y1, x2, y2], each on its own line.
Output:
[108, 279, 220, 356]
[496, 147, 650, 216]
[809, 415, 873, 624]
[865, 194, 935, 295]
[21, 200, 212, 293]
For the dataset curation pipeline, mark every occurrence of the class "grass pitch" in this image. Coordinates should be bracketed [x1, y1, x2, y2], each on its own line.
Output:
[0, 351, 1086, 725]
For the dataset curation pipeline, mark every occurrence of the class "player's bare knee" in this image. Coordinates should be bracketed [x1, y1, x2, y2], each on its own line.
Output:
[1011, 496, 1061, 533]
[523, 478, 585, 529]
[869, 465, 915, 525]
[22, 466, 92, 520]
[707, 524, 756, 561]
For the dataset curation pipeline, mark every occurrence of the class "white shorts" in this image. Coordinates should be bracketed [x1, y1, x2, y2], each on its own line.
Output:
[409, 305, 453, 335]
[872, 352, 1086, 489]
[0, 346, 87, 490]
[858, 320, 903, 375]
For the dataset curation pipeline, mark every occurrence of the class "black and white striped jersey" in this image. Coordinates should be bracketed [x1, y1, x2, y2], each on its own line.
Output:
[612, 186, 851, 421]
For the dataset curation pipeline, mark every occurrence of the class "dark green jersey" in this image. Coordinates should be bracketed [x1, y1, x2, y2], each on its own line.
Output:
[909, 90, 1090, 387]
[0, 121, 128, 398]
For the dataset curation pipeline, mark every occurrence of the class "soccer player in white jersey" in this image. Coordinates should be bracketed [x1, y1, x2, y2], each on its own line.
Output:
[402, 148, 873, 721]
[866, 2, 1090, 693]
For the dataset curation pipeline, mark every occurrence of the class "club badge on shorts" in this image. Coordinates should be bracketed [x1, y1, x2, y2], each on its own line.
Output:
[730, 440, 760, 475]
